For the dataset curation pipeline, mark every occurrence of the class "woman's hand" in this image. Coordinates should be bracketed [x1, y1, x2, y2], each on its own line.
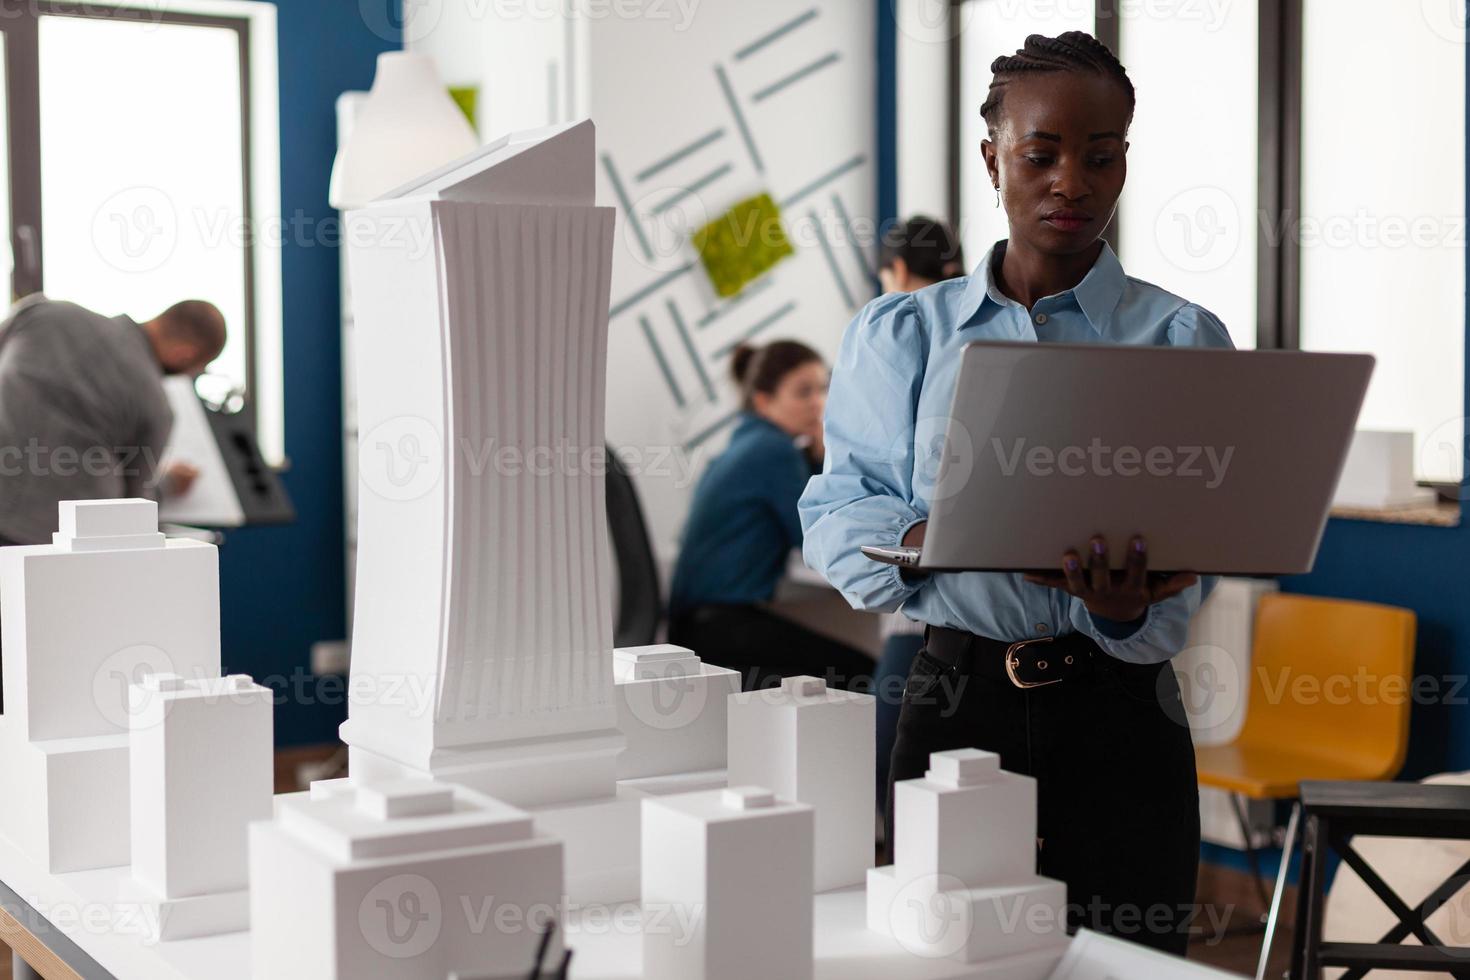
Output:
[1023, 535, 1198, 622]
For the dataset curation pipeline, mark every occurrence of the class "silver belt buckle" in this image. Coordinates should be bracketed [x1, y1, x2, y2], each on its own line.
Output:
[1005, 636, 1061, 689]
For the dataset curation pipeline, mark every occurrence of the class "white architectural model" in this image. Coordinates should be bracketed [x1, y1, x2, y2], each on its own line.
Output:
[127, 672, 273, 940]
[0, 499, 220, 872]
[727, 675, 875, 891]
[613, 644, 739, 780]
[341, 119, 625, 809]
[868, 749, 1068, 971]
[0, 119, 1247, 979]
[249, 779, 563, 980]
[641, 786, 814, 980]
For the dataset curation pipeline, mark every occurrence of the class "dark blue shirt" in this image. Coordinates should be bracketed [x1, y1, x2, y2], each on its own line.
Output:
[669, 412, 816, 615]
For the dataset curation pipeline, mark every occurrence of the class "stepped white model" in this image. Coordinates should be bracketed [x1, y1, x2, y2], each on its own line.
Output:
[0, 499, 222, 873]
[250, 778, 563, 979]
[868, 749, 1068, 974]
[613, 644, 739, 780]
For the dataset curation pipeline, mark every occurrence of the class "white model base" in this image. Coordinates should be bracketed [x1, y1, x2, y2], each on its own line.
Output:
[116, 880, 250, 943]
[1048, 928, 1243, 979]
[563, 888, 1066, 980]
[526, 769, 729, 905]
[343, 724, 624, 809]
[866, 865, 1069, 964]
[0, 811, 1242, 980]
[0, 733, 130, 873]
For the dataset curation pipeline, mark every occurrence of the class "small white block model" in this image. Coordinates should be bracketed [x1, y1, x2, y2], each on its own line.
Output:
[641, 786, 814, 980]
[249, 779, 563, 980]
[613, 644, 739, 780]
[1332, 429, 1437, 510]
[0, 499, 221, 872]
[867, 749, 1068, 968]
[727, 675, 875, 891]
[127, 672, 273, 940]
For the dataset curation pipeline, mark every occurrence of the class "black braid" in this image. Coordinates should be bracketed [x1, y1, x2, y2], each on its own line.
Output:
[978, 31, 1135, 136]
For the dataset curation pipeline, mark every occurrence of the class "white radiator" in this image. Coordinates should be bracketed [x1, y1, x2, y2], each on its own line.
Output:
[1173, 577, 1279, 849]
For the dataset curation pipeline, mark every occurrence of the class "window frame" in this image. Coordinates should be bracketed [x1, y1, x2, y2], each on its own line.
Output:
[0, 0, 259, 412]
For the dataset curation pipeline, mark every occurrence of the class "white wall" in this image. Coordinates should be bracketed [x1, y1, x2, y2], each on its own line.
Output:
[411, 1, 878, 564]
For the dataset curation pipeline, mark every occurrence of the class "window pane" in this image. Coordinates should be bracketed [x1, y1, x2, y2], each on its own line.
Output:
[1118, 3, 1258, 349]
[39, 14, 247, 391]
[1300, 0, 1464, 483]
[958, 0, 1094, 268]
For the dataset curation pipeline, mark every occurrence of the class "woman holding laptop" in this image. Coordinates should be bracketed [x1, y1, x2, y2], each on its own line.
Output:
[800, 31, 1231, 955]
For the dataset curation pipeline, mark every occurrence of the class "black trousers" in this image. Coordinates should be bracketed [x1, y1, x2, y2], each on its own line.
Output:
[668, 603, 875, 693]
[888, 627, 1201, 956]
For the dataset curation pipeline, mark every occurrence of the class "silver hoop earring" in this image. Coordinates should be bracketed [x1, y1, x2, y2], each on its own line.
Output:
[994, 186, 1000, 208]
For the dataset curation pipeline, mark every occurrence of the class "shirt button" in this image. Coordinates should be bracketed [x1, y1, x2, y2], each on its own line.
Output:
[1034, 313, 1048, 325]
[1036, 623, 1049, 634]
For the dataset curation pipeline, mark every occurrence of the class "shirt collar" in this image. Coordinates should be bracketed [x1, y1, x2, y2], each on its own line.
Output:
[959, 239, 1126, 335]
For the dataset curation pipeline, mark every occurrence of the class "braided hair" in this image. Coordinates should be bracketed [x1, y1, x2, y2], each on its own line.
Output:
[978, 31, 1135, 137]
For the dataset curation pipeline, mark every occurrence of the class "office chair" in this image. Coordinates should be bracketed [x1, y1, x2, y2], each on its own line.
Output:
[1194, 592, 1416, 980]
[605, 444, 661, 647]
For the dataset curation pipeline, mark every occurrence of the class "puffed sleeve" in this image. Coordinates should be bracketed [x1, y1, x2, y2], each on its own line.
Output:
[798, 292, 929, 613]
[1166, 302, 1235, 350]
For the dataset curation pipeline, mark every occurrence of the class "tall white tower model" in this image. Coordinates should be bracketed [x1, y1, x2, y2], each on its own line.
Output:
[340, 120, 624, 807]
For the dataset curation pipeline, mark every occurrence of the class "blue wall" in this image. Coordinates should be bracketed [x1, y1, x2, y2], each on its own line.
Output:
[218, 1, 397, 746]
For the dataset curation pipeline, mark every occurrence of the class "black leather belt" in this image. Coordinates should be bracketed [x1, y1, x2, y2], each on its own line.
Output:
[923, 625, 1103, 689]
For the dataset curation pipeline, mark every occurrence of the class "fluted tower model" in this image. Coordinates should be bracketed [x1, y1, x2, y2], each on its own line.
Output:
[340, 120, 624, 807]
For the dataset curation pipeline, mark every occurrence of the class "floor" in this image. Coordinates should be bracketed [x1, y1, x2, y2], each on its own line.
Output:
[0, 746, 1295, 979]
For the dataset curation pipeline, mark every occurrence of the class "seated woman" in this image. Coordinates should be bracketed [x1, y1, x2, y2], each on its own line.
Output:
[668, 339, 872, 691]
[871, 215, 966, 811]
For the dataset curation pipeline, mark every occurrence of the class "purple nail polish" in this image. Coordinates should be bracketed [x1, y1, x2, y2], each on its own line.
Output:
[1065, 557, 1079, 570]
[1133, 538, 1145, 553]
[1092, 540, 1105, 555]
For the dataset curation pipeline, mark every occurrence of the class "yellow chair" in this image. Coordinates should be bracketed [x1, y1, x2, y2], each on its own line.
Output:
[1195, 592, 1416, 980]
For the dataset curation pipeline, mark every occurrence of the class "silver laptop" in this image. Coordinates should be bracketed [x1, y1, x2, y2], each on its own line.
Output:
[862, 341, 1374, 576]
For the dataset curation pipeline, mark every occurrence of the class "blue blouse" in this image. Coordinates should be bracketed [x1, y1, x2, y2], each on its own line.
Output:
[670, 412, 815, 615]
[798, 240, 1235, 664]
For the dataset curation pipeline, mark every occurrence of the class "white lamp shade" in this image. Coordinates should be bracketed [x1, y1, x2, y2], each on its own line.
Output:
[328, 52, 478, 210]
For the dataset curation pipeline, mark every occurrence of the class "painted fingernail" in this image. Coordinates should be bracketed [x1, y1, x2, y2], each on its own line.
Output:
[1133, 538, 1146, 553]
[1065, 556, 1080, 570]
[1091, 539, 1106, 555]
